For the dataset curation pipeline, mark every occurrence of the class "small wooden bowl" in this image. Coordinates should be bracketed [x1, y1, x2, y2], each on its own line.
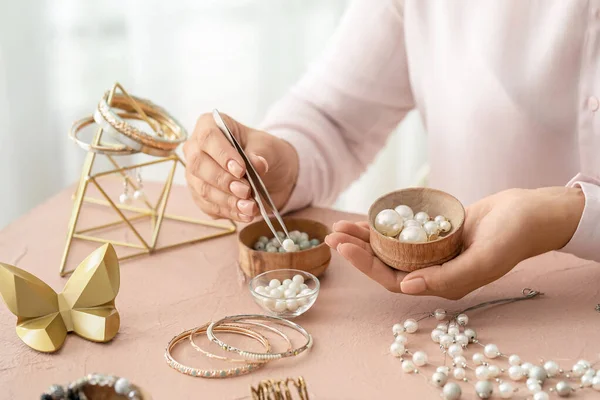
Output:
[238, 217, 331, 278]
[368, 188, 465, 272]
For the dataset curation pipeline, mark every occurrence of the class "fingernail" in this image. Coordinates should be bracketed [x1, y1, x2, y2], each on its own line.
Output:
[239, 214, 253, 222]
[237, 199, 256, 216]
[256, 155, 268, 173]
[227, 160, 244, 179]
[324, 234, 333, 247]
[230, 181, 250, 198]
[400, 278, 427, 294]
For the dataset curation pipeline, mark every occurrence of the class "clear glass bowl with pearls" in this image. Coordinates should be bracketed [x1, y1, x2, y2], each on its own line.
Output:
[249, 269, 320, 318]
[368, 188, 465, 273]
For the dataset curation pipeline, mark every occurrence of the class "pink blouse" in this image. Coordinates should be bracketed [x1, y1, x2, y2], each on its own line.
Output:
[261, 0, 600, 262]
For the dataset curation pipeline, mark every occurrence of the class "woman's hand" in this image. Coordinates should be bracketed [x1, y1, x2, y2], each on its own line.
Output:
[325, 187, 585, 299]
[183, 113, 299, 222]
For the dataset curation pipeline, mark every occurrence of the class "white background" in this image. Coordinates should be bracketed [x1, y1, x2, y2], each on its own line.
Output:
[0, 0, 427, 230]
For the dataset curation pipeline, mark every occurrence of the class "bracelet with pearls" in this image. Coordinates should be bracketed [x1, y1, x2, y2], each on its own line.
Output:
[41, 373, 146, 400]
[207, 314, 313, 361]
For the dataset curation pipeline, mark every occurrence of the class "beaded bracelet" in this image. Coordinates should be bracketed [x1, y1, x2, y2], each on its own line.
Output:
[190, 321, 292, 363]
[207, 314, 313, 361]
[41, 373, 147, 400]
[165, 324, 271, 378]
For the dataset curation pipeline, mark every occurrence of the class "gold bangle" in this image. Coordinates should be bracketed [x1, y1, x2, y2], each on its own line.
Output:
[69, 113, 139, 156]
[189, 321, 292, 363]
[165, 324, 269, 378]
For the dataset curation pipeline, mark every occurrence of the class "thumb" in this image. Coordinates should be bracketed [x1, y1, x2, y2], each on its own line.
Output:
[247, 153, 269, 177]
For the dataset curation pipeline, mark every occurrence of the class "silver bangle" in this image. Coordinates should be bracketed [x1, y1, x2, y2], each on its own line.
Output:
[207, 314, 313, 361]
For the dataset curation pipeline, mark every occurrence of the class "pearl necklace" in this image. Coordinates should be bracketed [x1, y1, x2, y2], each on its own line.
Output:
[388, 289, 600, 399]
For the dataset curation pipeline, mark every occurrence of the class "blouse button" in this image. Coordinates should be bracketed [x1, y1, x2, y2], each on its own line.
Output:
[588, 96, 599, 112]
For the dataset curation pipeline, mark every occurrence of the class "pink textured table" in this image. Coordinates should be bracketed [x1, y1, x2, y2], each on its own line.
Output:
[1, 184, 599, 399]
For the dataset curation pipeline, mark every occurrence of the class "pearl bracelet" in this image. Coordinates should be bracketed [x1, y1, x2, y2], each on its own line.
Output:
[41, 373, 145, 400]
[207, 314, 313, 361]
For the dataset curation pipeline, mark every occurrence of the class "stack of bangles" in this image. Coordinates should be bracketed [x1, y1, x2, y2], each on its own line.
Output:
[69, 88, 187, 157]
[164, 314, 313, 379]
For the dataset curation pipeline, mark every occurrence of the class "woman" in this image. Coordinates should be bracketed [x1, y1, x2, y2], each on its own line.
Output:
[183, 0, 600, 299]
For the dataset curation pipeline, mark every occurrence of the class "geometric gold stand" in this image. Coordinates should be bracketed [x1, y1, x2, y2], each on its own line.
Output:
[59, 83, 236, 276]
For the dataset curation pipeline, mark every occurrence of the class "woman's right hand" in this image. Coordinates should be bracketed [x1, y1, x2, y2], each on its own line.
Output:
[183, 113, 299, 222]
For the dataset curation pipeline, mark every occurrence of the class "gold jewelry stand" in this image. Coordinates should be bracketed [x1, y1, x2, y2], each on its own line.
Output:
[59, 82, 236, 276]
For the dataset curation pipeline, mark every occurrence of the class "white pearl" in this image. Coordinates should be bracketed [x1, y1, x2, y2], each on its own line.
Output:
[404, 219, 422, 228]
[262, 298, 276, 309]
[464, 328, 477, 342]
[288, 282, 300, 292]
[255, 286, 266, 294]
[282, 279, 292, 286]
[285, 299, 299, 311]
[431, 329, 444, 343]
[398, 226, 428, 243]
[394, 205, 414, 220]
[392, 323, 404, 335]
[395, 335, 408, 344]
[555, 381, 572, 396]
[488, 365, 501, 378]
[440, 334, 454, 348]
[432, 372, 448, 387]
[119, 193, 131, 204]
[475, 380, 493, 399]
[423, 221, 440, 235]
[282, 238, 297, 252]
[533, 393, 549, 400]
[455, 334, 469, 347]
[448, 326, 460, 336]
[292, 274, 304, 284]
[283, 288, 296, 298]
[529, 366, 547, 383]
[414, 211, 430, 224]
[596, 370, 600, 377]
[401, 360, 416, 373]
[403, 319, 418, 333]
[508, 365, 524, 381]
[585, 368, 596, 377]
[437, 323, 449, 332]
[439, 220, 452, 232]
[456, 314, 469, 326]
[448, 344, 463, 358]
[475, 366, 490, 380]
[581, 374, 594, 387]
[299, 283, 308, 291]
[484, 344, 500, 358]
[114, 378, 131, 394]
[453, 356, 467, 366]
[442, 382, 462, 400]
[508, 354, 521, 366]
[132, 189, 143, 200]
[389, 342, 405, 357]
[274, 300, 287, 312]
[498, 382, 514, 399]
[434, 309, 447, 321]
[527, 378, 542, 393]
[472, 353, 485, 365]
[521, 362, 533, 373]
[374, 209, 404, 237]
[437, 366, 450, 375]
[453, 367, 466, 380]
[269, 279, 281, 289]
[269, 289, 283, 298]
[592, 376, 600, 390]
[572, 363, 587, 377]
[434, 215, 447, 223]
[412, 351, 428, 367]
[577, 359, 591, 369]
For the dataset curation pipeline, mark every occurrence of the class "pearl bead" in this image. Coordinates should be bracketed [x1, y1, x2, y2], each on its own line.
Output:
[283, 288, 297, 298]
[456, 314, 469, 326]
[508, 365, 524, 381]
[529, 366, 547, 383]
[263, 298, 276, 309]
[431, 329, 444, 343]
[508, 354, 521, 366]
[133, 189, 143, 200]
[404, 219, 422, 228]
[541, 360, 558, 377]
[403, 319, 418, 333]
[434, 215, 447, 223]
[432, 372, 448, 387]
[527, 380, 542, 393]
[584, 368, 596, 377]
[488, 365, 500, 378]
[521, 362, 533, 373]
[274, 300, 287, 312]
[592, 376, 600, 390]
[498, 382, 514, 399]
[437, 323, 449, 332]
[395, 335, 408, 344]
[448, 326, 460, 336]
[282, 278, 292, 286]
[442, 382, 462, 400]
[114, 378, 131, 395]
[269, 289, 283, 298]
[453, 367, 466, 380]
[423, 221, 440, 236]
[399, 226, 427, 243]
[394, 205, 414, 220]
[269, 279, 281, 289]
[572, 363, 587, 377]
[282, 238, 297, 252]
[439, 220, 452, 232]
[455, 334, 469, 347]
[473, 353, 485, 365]
[292, 274, 304, 284]
[555, 381, 572, 397]
[464, 328, 477, 342]
[401, 360, 416, 373]
[448, 344, 463, 358]
[453, 356, 467, 366]
[581, 374, 594, 387]
[475, 380, 494, 399]
[484, 344, 500, 358]
[119, 193, 131, 204]
[412, 351, 428, 366]
[533, 392, 550, 400]
[414, 211, 430, 224]
[288, 282, 300, 292]
[577, 359, 591, 369]
[434, 309, 447, 321]
[375, 209, 404, 236]
[390, 342, 405, 357]
[286, 299, 299, 311]
[440, 334, 454, 348]
[392, 323, 404, 335]
[437, 366, 451, 375]
[475, 366, 490, 380]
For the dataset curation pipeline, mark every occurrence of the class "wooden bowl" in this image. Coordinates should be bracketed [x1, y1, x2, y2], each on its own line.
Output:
[238, 217, 331, 278]
[368, 188, 465, 272]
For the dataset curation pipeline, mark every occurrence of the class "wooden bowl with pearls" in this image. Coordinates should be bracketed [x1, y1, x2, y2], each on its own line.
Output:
[368, 188, 465, 272]
[238, 217, 331, 278]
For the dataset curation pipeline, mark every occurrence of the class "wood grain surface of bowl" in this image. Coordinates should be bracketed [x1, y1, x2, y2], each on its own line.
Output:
[368, 188, 465, 272]
[238, 217, 331, 278]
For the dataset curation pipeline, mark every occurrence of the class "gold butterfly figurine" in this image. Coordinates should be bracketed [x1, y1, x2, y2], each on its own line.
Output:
[0, 243, 120, 353]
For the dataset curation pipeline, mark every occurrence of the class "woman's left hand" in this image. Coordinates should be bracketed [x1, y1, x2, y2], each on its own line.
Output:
[325, 187, 584, 300]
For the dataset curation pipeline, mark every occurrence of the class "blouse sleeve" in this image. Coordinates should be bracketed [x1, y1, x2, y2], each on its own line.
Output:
[260, 0, 415, 213]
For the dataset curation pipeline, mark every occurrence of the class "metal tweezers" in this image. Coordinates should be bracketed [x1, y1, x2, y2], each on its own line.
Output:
[213, 109, 290, 246]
